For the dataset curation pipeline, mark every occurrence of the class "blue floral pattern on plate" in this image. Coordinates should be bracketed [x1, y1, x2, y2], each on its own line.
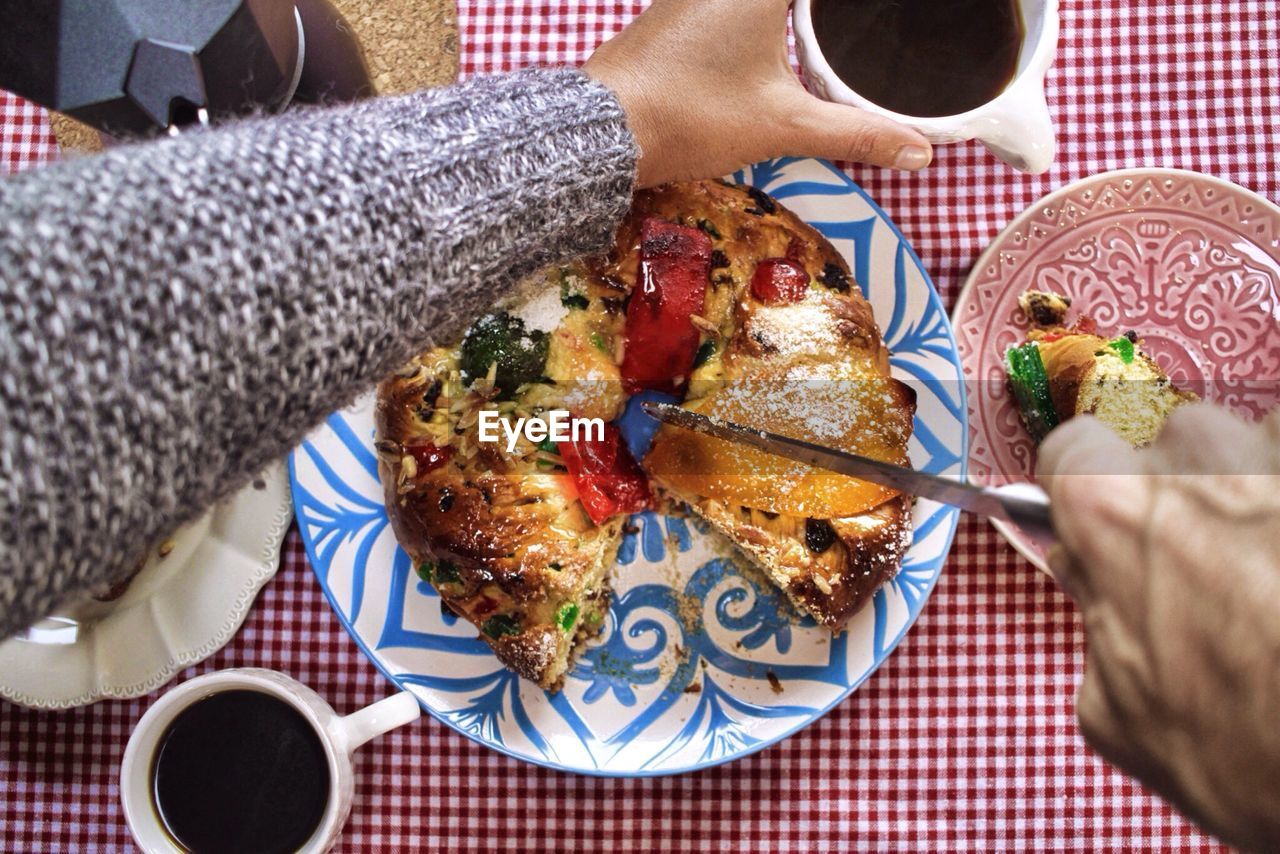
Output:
[289, 158, 967, 776]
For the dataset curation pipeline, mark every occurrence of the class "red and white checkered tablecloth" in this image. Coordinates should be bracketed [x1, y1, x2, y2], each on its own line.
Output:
[2, 1, 1277, 850]
[0, 90, 58, 175]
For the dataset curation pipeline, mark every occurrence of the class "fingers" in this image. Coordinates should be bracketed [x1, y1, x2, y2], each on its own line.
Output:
[1037, 417, 1149, 601]
[1077, 650, 1199, 839]
[1046, 543, 1087, 602]
[1153, 401, 1257, 475]
[1076, 655, 1132, 771]
[1038, 416, 1141, 479]
[778, 91, 933, 170]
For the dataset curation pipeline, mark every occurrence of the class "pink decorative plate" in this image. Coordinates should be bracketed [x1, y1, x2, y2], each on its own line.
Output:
[954, 169, 1280, 570]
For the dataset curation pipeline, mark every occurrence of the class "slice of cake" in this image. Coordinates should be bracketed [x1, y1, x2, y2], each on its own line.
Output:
[1006, 290, 1197, 446]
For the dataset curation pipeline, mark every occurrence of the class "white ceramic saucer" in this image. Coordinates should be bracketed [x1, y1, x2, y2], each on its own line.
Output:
[0, 463, 292, 708]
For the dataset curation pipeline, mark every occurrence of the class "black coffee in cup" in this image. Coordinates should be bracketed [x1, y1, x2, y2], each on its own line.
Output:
[812, 0, 1025, 117]
[150, 690, 330, 854]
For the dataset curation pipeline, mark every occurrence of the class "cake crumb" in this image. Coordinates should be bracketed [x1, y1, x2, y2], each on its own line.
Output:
[1018, 290, 1072, 326]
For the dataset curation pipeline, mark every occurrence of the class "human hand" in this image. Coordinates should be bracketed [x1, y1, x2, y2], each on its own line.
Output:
[1038, 404, 1280, 851]
[582, 0, 933, 188]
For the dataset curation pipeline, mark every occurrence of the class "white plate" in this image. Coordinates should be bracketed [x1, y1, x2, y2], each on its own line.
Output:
[0, 463, 292, 708]
[291, 158, 968, 775]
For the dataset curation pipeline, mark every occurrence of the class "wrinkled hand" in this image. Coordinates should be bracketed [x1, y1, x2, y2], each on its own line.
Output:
[1038, 404, 1280, 851]
[583, 0, 932, 188]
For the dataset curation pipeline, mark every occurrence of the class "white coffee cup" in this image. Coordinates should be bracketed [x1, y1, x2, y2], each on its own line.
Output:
[120, 668, 420, 853]
[793, 0, 1060, 174]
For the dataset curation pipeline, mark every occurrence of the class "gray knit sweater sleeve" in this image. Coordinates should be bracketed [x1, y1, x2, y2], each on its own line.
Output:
[0, 67, 638, 636]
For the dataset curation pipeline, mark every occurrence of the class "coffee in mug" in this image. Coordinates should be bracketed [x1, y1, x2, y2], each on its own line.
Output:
[121, 669, 420, 853]
[794, 0, 1060, 173]
[150, 690, 331, 853]
[811, 0, 1025, 118]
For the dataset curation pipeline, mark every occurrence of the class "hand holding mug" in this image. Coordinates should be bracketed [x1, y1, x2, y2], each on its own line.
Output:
[583, 0, 934, 188]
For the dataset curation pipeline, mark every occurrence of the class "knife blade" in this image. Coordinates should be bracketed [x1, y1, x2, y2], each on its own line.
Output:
[641, 401, 1055, 543]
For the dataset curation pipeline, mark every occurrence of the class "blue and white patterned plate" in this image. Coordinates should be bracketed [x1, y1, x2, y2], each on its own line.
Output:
[289, 158, 967, 776]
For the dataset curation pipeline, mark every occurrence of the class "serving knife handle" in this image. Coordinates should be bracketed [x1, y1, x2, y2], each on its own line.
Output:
[992, 483, 1057, 546]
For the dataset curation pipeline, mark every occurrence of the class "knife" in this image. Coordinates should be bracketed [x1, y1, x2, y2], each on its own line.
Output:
[641, 401, 1056, 544]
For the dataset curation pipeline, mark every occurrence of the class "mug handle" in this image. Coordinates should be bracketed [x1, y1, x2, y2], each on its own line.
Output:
[978, 80, 1057, 175]
[330, 691, 421, 752]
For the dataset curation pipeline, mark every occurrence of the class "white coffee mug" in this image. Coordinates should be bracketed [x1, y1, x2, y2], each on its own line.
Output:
[120, 668, 420, 853]
[793, 0, 1060, 174]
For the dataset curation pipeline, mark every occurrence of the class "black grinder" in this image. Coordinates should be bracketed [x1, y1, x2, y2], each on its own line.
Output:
[0, 0, 374, 138]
